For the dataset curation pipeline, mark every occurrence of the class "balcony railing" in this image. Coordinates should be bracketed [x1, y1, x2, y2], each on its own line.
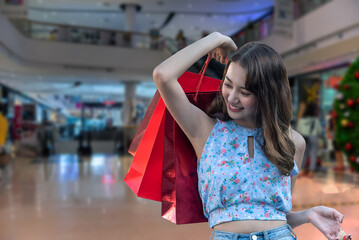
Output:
[9, 17, 174, 52]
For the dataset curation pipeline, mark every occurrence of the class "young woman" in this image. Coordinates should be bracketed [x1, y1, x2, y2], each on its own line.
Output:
[153, 32, 344, 240]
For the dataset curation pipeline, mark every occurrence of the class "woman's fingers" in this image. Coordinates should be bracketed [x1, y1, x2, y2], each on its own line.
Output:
[334, 210, 344, 223]
[229, 41, 238, 51]
[209, 49, 228, 64]
[211, 51, 217, 61]
[222, 35, 237, 51]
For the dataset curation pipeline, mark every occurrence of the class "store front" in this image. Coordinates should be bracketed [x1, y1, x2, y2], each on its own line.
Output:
[290, 64, 349, 167]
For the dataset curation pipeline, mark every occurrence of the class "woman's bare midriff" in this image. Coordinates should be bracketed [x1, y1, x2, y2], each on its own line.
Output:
[213, 220, 287, 234]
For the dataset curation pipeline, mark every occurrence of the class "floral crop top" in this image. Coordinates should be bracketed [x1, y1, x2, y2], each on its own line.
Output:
[197, 120, 299, 228]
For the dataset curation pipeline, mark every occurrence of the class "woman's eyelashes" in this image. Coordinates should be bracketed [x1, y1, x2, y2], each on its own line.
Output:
[224, 82, 251, 96]
[224, 82, 232, 88]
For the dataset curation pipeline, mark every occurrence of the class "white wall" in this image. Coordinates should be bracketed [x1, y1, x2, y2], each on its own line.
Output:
[262, 0, 359, 54]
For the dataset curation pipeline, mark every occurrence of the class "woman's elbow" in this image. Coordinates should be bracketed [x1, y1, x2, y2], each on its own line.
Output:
[153, 66, 167, 85]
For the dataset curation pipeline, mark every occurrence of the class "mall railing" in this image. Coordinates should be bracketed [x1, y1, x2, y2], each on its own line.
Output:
[8, 17, 178, 52]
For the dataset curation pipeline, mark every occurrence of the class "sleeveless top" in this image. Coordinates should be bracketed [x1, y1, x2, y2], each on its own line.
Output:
[197, 120, 299, 228]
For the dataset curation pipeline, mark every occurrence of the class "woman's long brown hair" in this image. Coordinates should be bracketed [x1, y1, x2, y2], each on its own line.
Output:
[207, 42, 295, 176]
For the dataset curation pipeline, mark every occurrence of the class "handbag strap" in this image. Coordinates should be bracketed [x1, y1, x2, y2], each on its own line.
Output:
[194, 56, 212, 102]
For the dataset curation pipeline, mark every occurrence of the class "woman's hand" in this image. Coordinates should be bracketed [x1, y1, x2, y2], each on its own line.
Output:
[307, 206, 344, 240]
[208, 34, 237, 64]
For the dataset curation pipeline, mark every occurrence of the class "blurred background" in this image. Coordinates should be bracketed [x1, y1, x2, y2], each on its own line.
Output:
[0, 0, 358, 239]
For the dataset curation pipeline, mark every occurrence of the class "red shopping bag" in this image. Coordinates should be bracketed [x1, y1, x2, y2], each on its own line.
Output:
[161, 91, 218, 224]
[124, 92, 165, 201]
[125, 57, 221, 223]
[128, 91, 161, 157]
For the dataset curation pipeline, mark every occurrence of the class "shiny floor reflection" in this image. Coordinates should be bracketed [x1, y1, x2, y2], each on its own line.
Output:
[0, 154, 357, 240]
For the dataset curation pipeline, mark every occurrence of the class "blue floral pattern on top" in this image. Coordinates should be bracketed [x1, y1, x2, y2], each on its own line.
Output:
[197, 120, 299, 228]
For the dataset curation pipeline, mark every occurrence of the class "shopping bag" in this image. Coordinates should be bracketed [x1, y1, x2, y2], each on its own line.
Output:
[161, 91, 218, 224]
[125, 57, 221, 222]
[128, 91, 161, 157]
[124, 93, 166, 201]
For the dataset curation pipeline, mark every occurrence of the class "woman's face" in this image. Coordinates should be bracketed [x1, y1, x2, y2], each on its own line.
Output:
[222, 62, 258, 128]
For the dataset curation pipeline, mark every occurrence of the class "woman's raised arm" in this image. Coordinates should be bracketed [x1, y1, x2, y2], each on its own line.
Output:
[153, 32, 237, 143]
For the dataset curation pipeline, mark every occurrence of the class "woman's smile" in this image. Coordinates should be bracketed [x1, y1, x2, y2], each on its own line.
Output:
[228, 104, 244, 112]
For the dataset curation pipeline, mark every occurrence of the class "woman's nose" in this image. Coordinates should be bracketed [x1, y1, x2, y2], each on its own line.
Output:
[228, 91, 239, 104]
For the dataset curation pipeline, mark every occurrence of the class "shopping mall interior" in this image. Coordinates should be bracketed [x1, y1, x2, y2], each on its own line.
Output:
[0, 0, 358, 239]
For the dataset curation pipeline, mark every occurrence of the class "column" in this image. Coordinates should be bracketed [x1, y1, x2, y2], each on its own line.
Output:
[119, 3, 141, 47]
[121, 82, 137, 152]
[121, 82, 137, 127]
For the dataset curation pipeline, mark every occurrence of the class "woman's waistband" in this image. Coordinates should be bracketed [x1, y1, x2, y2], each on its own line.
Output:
[210, 224, 297, 240]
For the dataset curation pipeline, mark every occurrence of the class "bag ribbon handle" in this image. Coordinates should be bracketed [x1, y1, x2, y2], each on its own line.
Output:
[194, 55, 212, 102]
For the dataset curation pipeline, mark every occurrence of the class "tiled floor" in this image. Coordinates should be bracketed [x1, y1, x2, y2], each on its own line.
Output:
[0, 154, 357, 240]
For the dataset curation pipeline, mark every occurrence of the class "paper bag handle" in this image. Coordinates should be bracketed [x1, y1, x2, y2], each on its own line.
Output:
[194, 56, 212, 102]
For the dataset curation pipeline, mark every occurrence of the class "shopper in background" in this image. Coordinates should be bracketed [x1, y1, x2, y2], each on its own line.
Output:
[327, 112, 345, 172]
[297, 102, 322, 177]
[0, 105, 10, 178]
[175, 29, 187, 49]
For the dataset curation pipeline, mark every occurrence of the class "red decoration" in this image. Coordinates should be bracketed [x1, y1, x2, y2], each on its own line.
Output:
[348, 122, 355, 128]
[334, 82, 340, 90]
[326, 75, 343, 89]
[345, 143, 353, 151]
[347, 99, 355, 107]
[344, 84, 350, 90]
[331, 111, 338, 118]
[355, 71, 359, 79]
[350, 156, 356, 162]
[356, 98, 359, 104]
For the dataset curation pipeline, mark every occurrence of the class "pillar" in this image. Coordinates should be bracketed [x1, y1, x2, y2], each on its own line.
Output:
[121, 82, 137, 127]
[119, 3, 141, 47]
[121, 82, 137, 153]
